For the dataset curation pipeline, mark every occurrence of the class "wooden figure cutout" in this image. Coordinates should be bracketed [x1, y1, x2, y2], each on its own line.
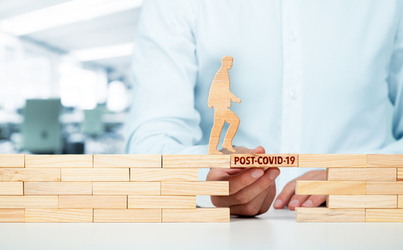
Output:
[208, 55, 241, 155]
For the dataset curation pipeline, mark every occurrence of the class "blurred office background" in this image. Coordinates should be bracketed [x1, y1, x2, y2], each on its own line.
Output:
[0, 0, 142, 155]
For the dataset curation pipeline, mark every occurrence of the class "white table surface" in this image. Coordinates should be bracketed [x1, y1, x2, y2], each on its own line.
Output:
[0, 209, 402, 250]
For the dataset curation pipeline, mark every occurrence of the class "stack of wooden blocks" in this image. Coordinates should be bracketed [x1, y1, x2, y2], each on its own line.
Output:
[296, 154, 403, 222]
[0, 154, 230, 223]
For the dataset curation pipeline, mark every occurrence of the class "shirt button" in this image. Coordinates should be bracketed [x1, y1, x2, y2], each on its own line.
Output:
[289, 90, 297, 99]
[289, 33, 296, 42]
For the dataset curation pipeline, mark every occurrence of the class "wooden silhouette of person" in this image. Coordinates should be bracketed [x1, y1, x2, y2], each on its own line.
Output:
[208, 55, 241, 155]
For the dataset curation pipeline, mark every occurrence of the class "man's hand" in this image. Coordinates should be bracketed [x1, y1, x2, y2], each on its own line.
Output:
[207, 146, 280, 216]
[273, 170, 326, 210]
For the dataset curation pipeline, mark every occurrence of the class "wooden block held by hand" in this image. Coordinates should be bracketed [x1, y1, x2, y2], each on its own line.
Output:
[0, 182, 23, 195]
[367, 154, 403, 168]
[93, 182, 160, 195]
[25, 209, 93, 223]
[163, 155, 230, 168]
[327, 195, 397, 208]
[130, 168, 198, 182]
[0, 209, 24, 222]
[295, 207, 365, 222]
[94, 154, 161, 168]
[25, 155, 92, 168]
[0, 196, 58, 208]
[94, 209, 161, 223]
[298, 154, 366, 168]
[366, 209, 403, 222]
[128, 196, 196, 209]
[367, 182, 403, 194]
[59, 195, 127, 209]
[0, 154, 24, 168]
[61, 168, 129, 181]
[328, 168, 396, 181]
[296, 181, 366, 195]
[162, 208, 230, 222]
[0, 168, 60, 182]
[161, 182, 229, 196]
[24, 182, 92, 195]
[231, 154, 298, 168]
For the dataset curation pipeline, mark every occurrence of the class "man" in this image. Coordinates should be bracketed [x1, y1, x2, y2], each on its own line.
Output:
[126, 0, 403, 216]
[208, 55, 241, 155]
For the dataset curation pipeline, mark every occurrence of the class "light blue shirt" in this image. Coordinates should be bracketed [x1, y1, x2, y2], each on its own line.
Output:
[125, 0, 403, 202]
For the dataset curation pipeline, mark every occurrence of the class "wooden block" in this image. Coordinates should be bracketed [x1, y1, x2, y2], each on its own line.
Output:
[59, 196, 127, 209]
[398, 195, 403, 208]
[93, 182, 160, 195]
[0, 168, 60, 182]
[0, 182, 23, 195]
[397, 168, 403, 181]
[24, 182, 92, 195]
[25, 209, 93, 222]
[25, 155, 92, 168]
[295, 207, 365, 222]
[0, 154, 24, 168]
[161, 182, 229, 196]
[94, 209, 161, 223]
[367, 182, 403, 194]
[366, 209, 403, 222]
[94, 154, 161, 168]
[61, 168, 129, 181]
[296, 181, 366, 195]
[162, 208, 230, 222]
[128, 196, 196, 209]
[327, 195, 397, 208]
[0, 209, 25, 222]
[130, 168, 198, 182]
[0, 196, 58, 208]
[298, 154, 366, 168]
[231, 154, 298, 168]
[328, 168, 396, 181]
[163, 155, 230, 168]
[367, 154, 403, 168]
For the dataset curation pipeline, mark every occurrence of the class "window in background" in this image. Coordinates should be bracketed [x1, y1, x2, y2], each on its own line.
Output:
[107, 80, 129, 112]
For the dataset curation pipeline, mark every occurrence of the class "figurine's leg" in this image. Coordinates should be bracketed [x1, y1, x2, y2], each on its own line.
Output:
[222, 110, 240, 153]
[209, 115, 225, 155]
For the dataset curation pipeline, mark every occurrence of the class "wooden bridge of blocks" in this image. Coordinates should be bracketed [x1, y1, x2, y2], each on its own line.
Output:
[0, 153, 402, 223]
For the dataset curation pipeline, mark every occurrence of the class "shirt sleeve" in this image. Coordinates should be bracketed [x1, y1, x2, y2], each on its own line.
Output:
[382, 3, 403, 153]
[125, 0, 208, 155]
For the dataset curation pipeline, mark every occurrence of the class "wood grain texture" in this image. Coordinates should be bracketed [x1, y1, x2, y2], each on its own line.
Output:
[94, 154, 161, 168]
[327, 195, 397, 209]
[93, 182, 160, 196]
[130, 168, 198, 182]
[296, 181, 366, 195]
[0, 154, 24, 168]
[94, 209, 161, 223]
[0, 182, 23, 195]
[231, 154, 298, 168]
[328, 168, 396, 181]
[366, 209, 403, 222]
[162, 155, 230, 169]
[161, 182, 229, 196]
[25, 209, 93, 222]
[162, 208, 230, 222]
[24, 182, 92, 195]
[0, 209, 24, 222]
[59, 195, 127, 209]
[398, 195, 403, 208]
[397, 168, 403, 181]
[367, 182, 403, 194]
[295, 207, 365, 222]
[25, 155, 92, 168]
[298, 154, 366, 168]
[0, 196, 58, 208]
[128, 196, 196, 209]
[367, 154, 403, 168]
[0, 168, 60, 182]
[61, 168, 129, 181]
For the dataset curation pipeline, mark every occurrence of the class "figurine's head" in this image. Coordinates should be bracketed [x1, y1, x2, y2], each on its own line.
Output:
[222, 55, 233, 70]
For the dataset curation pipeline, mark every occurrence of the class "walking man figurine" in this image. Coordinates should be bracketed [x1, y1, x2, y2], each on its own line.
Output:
[208, 55, 241, 155]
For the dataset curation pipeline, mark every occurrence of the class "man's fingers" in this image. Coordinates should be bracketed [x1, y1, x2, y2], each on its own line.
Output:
[302, 195, 327, 207]
[286, 194, 310, 210]
[273, 180, 296, 209]
[257, 182, 276, 215]
[229, 186, 270, 216]
[227, 168, 264, 195]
